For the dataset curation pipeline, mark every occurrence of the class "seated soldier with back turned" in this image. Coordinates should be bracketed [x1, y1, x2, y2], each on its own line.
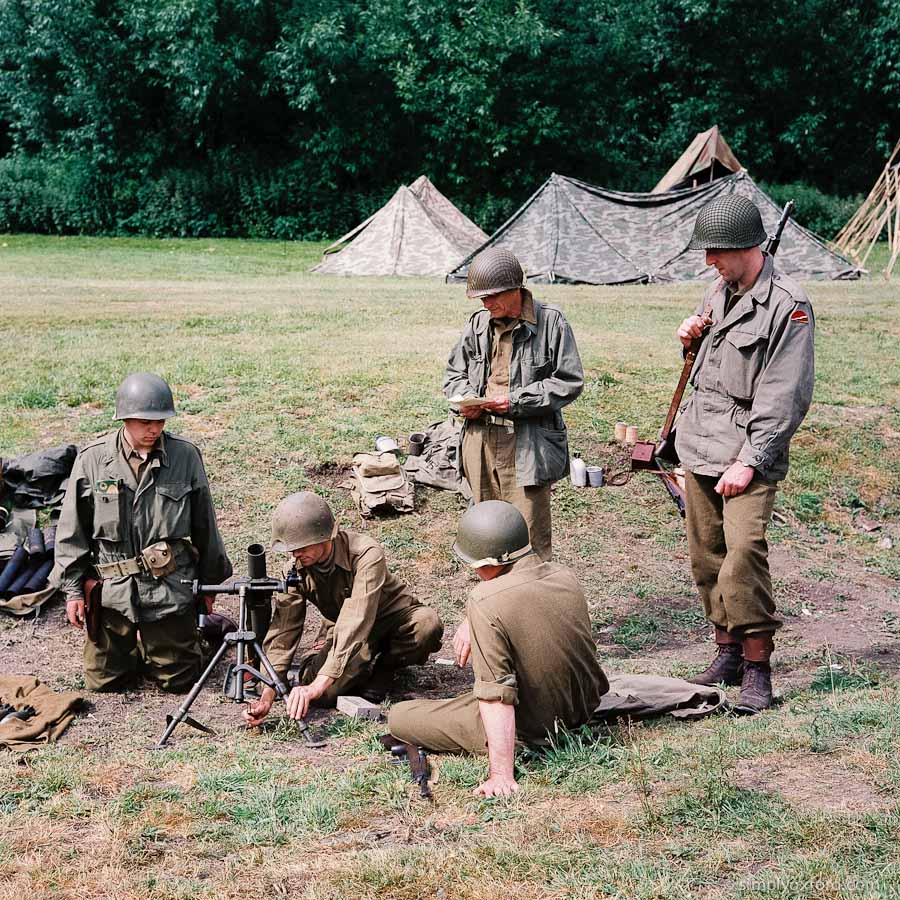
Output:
[55, 373, 233, 693]
[243, 491, 444, 726]
[387, 501, 609, 797]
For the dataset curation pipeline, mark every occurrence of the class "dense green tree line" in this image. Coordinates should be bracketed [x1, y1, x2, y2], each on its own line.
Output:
[0, 0, 896, 238]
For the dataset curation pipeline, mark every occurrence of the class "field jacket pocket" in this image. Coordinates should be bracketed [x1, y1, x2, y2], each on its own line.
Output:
[92, 486, 124, 541]
[528, 423, 569, 485]
[155, 481, 192, 539]
[722, 331, 767, 402]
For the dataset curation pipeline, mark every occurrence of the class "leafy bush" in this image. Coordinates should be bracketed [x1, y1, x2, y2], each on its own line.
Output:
[759, 181, 864, 240]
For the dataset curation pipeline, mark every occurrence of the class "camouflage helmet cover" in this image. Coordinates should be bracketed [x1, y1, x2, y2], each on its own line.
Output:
[271, 491, 338, 552]
[466, 247, 525, 298]
[453, 500, 532, 567]
[687, 195, 767, 250]
[114, 373, 177, 420]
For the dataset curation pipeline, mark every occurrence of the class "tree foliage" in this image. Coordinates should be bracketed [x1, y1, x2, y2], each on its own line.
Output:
[0, 0, 896, 237]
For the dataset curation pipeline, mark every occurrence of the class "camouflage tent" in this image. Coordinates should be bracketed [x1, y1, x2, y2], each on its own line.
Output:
[447, 171, 859, 285]
[313, 176, 487, 277]
[652, 126, 743, 193]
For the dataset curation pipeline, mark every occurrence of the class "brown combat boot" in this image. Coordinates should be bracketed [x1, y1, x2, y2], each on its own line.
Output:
[735, 634, 775, 714]
[688, 628, 743, 686]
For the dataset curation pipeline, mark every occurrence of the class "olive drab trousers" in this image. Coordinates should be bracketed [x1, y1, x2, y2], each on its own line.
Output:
[684, 472, 782, 636]
[84, 608, 202, 692]
[462, 421, 552, 561]
[291, 603, 443, 705]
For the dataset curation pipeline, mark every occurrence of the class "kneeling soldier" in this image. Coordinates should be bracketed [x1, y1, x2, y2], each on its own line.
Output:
[387, 501, 609, 797]
[243, 492, 444, 726]
[56, 373, 233, 692]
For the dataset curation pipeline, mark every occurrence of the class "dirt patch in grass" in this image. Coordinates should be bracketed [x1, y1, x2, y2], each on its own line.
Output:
[733, 752, 893, 814]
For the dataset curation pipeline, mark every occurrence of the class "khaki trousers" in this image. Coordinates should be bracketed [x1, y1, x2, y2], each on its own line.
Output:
[684, 471, 781, 637]
[462, 421, 552, 560]
[84, 608, 201, 693]
[388, 692, 487, 754]
[294, 603, 443, 705]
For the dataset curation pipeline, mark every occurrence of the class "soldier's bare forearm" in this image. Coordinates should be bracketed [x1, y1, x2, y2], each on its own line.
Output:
[478, 700, 516, 779]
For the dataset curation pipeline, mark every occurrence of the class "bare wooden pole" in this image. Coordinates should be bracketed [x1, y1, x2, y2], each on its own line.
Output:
[833, 140, 900, 277]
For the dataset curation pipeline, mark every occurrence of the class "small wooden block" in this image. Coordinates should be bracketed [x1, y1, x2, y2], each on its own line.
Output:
[336, 695, 381, 719]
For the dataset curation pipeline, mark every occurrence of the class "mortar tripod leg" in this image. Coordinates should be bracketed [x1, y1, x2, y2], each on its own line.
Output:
[156, 639, 231, 747]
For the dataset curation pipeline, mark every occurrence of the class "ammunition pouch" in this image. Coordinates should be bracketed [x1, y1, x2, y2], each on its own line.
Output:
[94, 540, 179, 580]
[141, 541, 177, 578]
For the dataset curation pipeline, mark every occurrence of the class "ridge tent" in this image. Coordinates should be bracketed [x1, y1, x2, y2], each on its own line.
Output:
[313, 176, 487, 277]
[653, 125, 743, 193]
[447, 171, 858, 285]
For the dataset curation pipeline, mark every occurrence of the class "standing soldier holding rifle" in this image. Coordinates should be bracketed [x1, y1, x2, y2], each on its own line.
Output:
[55, 373, 233, 693]
[675, 196, 814, 713]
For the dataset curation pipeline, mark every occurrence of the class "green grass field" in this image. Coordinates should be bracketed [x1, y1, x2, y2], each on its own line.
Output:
[0, 236, 898, 899]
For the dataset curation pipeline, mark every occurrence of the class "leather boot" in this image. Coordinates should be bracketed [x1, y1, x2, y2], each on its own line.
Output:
[360, 661, 396, 704]
[688, 628, 743, 686]
[735, 634, 775, 714]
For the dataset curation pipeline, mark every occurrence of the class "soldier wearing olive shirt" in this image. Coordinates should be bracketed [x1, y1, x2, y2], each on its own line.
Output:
[243, 492, 444, 726]
[387, 501, 608, 798]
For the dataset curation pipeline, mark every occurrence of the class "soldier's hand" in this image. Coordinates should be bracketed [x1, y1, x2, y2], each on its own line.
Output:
[715, 462, 755, 497]
[482, 396, 509, 414]
[460, 405, 483, 419]
[66, 598, 85, 629]
[243, 696, 274, 728]
[200, 593, 216, 614]
[285, 685, 318, 721]
[677, 314, 712, 348]
[474, 774, 519, 798]
[453, 617, 472, 667]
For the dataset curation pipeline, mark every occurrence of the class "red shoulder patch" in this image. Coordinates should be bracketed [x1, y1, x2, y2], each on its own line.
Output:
[790, 309, 809, 324]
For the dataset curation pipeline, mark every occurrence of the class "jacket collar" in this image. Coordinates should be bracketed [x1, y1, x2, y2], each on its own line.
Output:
[471, 290, 540, 337]
[717, 253, 775, 331]
[332, 529, 352, 572]
[99, 428, 168, 490]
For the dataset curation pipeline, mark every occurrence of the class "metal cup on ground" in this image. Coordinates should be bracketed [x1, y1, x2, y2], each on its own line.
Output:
[375, 436, 401, 454]
[407, 432, 426, 456]
[586, 466, 605, 487]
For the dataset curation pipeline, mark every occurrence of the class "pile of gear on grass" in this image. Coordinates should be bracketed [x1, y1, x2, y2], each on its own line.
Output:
[0, 446, 87, 750]
[343, 419, 472, 519]
[0, 445, 76, 615]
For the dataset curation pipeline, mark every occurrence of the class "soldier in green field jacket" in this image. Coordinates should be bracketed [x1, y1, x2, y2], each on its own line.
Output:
[675, 196, 815, 713]
[54, 373, 232, 692]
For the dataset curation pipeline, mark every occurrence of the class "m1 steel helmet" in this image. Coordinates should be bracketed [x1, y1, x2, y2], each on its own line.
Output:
[688, 195, 767, 250]
[114, 373, 176, 420]
[271, 491, 338, 552]
[453, 500, 532, 567]
[466, 248, 525, 299]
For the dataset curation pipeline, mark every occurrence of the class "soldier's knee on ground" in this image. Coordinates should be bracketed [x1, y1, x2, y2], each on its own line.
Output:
[415, 606, 444, 652]
[145, 653, 202, 693]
